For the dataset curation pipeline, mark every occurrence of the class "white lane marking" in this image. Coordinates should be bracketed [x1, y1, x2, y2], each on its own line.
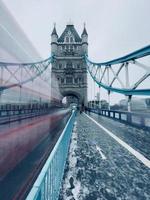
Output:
[96, 145, 107, 160]
[84, 113, 150, 168]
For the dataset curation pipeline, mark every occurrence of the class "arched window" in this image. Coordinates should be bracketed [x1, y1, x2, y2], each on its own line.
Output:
[74, 78, 78, 84]
[59, 64, 62, 69]
[66, 62, 72, 68]
[70, 37, 73, 43]
[70, 45, 73, 50]
[79, 77, 82, 83]
[61, 78, 64, 83]
[66, 37, 69, 43]
[77, 64, 80, 69]
[66, 77, 73, 84]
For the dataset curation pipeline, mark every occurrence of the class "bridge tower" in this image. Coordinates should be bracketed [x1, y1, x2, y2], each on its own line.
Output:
[51, 24, 88, 106]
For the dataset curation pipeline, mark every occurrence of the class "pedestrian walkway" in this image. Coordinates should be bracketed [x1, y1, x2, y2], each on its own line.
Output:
[59, 112, 150, 200]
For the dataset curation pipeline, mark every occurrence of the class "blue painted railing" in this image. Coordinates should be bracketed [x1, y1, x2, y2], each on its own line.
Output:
[26, 110, 76, 200]
[88, 108, 150, 130]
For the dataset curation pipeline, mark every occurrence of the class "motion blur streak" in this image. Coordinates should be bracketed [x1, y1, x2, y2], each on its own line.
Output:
[0, 0, 41, 62]
[0, 109, 70, 180]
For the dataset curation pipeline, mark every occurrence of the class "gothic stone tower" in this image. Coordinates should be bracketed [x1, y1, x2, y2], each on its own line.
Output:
[51, 24, 88, 106]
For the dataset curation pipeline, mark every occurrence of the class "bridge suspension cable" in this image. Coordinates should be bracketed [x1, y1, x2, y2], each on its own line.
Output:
[85, 45, 150, 96]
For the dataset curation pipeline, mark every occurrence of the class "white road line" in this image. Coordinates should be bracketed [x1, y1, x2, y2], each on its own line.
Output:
[84, 113, 150, 168]
[96, 145, 107, 160]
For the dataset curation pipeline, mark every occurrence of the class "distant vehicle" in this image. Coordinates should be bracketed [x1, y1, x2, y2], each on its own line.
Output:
[70, 103, 77, 110]
[72, 106, 77, 110]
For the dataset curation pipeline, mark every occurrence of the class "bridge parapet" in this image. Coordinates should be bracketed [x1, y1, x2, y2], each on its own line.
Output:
[88, 108, 150, 130]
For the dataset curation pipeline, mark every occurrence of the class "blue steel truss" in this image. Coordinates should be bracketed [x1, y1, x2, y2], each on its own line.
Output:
[0, 56, 53, 92]
[85, 45, 150, 96]
[1, 45, 150, 96]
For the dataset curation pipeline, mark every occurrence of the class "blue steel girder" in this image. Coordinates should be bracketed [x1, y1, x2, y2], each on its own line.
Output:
[0, 56, 53, 92]
[85, 45, 150, 96]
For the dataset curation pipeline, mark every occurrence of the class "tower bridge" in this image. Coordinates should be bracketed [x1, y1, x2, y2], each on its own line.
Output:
[0, 23, 150, 200]
[51, 24, 88, 106]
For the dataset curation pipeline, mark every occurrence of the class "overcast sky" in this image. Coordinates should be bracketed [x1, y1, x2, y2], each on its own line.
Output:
[1, 0, 150, 104]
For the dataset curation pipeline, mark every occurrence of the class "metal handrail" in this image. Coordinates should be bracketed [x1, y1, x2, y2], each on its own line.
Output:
[89, 108, 150, 129]
[26, 110, 76, 200]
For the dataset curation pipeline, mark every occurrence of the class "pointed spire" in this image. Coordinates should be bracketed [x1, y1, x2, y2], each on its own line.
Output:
[81, 23, 88, 36]
[51, 23, 58, 36]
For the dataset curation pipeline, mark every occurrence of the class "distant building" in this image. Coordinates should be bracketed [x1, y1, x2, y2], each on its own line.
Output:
[119, 98, 147, 111]
[110, 104, 120, 110]
[88, 100, 108, 109]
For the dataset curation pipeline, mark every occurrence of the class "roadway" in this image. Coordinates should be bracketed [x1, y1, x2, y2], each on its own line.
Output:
[0, 108, 71, 200]
[59, 112, 150, 200]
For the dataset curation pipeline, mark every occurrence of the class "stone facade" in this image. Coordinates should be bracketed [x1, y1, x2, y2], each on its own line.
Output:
[51, 24, 88, 105]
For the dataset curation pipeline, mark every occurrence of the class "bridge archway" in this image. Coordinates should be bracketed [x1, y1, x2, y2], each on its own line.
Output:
[61, 90, 82, 106]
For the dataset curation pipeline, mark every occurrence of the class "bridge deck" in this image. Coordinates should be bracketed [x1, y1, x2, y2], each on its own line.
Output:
[59, 112, 150, 200]
[0, 109, 70, 200]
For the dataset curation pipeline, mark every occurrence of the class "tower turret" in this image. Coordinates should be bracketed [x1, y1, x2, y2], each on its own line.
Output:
[81, 23, 88, 55]
[51, 24, 88, 106]
[51, 24, 58, 55]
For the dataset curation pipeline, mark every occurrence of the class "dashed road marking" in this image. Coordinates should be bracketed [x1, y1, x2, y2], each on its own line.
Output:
[84, 113, 150, 168]
[96, 145, 107, 160]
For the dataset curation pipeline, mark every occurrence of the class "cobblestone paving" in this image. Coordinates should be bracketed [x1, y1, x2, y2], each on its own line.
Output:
[59, 113, 150, 200]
